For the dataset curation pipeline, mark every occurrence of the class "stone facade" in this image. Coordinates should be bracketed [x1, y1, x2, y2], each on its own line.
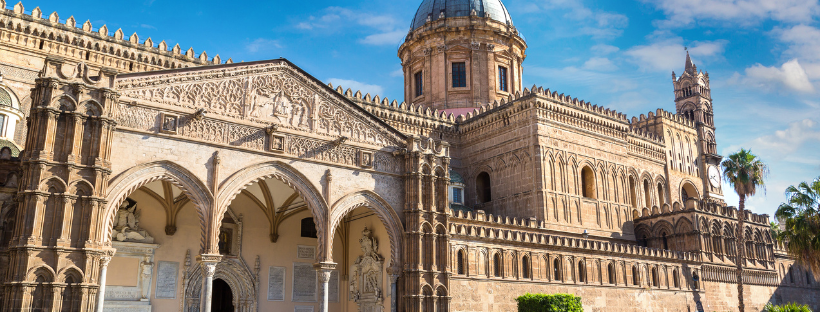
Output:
[0, 1, 817, 312]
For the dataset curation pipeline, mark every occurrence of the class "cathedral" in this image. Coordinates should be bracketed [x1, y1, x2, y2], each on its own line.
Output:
[0, 0, 817, 311]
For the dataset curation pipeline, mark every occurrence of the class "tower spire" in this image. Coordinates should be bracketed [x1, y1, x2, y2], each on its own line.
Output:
[684, 51, 696, 74]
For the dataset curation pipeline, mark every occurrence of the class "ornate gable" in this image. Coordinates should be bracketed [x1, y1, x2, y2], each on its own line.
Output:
[114, 59, 405, 148]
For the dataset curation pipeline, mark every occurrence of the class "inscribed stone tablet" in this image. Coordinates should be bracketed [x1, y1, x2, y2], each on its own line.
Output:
[268, 266, 286, 301]
[297, 245, 315, 260]
[292, 262, 317, 302]
[155, 261, 179, 299]
[329, 270, 339, 302]
[295, 306, 314, 312]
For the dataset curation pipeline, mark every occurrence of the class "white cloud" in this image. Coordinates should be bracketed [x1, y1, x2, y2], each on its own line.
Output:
[625, 39, 726, 72]
[326, 78, 384, 96]
[582, 57, 617, 71]
[246, 38, 282, 53]
[296, 7, 405, 46]
[591, 44, 619, 55]
[530, 0, 629, 39]
[772, 25, 820, 61]
[644, 0, 820, 27]
[358, 30, 405, 46]
[729, 59, 815, 93]
[750, 119, 820, 159]
[389, 69, 403, 78]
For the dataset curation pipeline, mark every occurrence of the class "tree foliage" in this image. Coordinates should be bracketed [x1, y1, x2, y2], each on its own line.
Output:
[515, 293, 583, 312]
[721, 148, 768, 312]
[764, 302, 813, 312]
[776, 176, 820, 279]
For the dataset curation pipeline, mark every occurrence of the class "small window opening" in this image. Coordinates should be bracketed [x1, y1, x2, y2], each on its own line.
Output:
[300, 217, 318, 238]
[414, 71, 423, 97]
[476, 172, 492, 203]
[452, 62, 466, 88]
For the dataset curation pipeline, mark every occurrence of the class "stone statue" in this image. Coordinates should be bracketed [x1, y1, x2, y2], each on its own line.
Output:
[140, 261, 153, 300]
[112, 199, 154, 243]
[349, 227, 384, 312]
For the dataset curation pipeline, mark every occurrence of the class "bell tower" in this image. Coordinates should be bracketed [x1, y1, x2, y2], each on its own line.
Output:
[398, 0, 527, 110]
[673, 52, 723, 199]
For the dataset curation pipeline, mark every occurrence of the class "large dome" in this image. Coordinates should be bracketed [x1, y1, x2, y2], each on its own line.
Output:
[410, 0, 514, 30]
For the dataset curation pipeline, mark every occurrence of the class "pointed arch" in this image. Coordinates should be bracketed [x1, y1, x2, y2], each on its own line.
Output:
[104, 161, 211, 247]
[217, 161, 328, 260]
[329, 190, 404, 272]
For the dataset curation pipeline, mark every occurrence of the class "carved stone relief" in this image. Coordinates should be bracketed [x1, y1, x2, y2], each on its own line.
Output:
[349, 227, 384, 312]
[115, 62, 403, 147]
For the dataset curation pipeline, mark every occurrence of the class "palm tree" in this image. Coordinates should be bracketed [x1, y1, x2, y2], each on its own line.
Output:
[721, 148, 768, 312]
[775, 176, 820, 279]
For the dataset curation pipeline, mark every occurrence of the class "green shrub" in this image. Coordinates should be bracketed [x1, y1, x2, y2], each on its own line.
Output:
[764, 302, 813, 312]
[515, 293, 583, 312]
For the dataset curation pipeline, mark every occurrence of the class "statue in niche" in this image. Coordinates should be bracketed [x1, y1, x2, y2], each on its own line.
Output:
[112, 198, 154, 243]
[349, 227, 384, 312]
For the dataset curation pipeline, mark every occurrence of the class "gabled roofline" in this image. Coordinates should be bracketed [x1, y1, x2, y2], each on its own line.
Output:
[116, 58, 408, 142]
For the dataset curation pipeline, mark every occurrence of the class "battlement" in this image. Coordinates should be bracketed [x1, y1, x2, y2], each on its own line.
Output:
[0, 1, 228, 73]
[450, 209, 701, 262]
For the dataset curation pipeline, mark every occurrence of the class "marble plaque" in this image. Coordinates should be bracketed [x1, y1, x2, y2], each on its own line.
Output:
[329, 270, 339, 303]
[292, 262, 317, 302]
[268, 266, 286, 301]
[297, 245, 315, 260]
[295, 306, 314, 312]
[154, 261, 178, 299]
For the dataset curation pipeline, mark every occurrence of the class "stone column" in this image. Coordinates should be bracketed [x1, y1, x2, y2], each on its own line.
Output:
[314, 262, 336, 312]
[95, 253, 114, 312]
[197, 254, 221, 312]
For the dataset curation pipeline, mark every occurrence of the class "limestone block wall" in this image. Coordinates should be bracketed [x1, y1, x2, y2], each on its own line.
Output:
[450, 278, 700, 312]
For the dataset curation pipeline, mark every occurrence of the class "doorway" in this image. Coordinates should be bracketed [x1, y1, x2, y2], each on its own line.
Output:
[211, 279, 234, 312]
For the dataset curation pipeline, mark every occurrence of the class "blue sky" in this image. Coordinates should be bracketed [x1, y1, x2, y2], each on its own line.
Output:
[27, 0, 820, 218]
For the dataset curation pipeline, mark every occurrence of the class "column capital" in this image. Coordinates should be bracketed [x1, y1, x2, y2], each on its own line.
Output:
[197, 254, 222, 278]
[318, 270, 332, 283]
[99, 249, 116, 267]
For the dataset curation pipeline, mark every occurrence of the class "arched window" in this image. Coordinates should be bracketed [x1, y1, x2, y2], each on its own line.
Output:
[629, 176, 638, 208]
[581, 166, 595, 199]
[632, 265, 640, 286]
[673, 269, 680, 288]
[553, 258, 562, 281]
[657, 183, 665, 205]
[643, 179, 652, 208]
[476, 172, 492, 203]
[493, 253, 501, 277]
[522, 256, 530, 279]
[651, 267, 659, 287]
[608, 263, 615, 284]
[662, 233, 669, 250]
[457, 250, 465, 275]
[578, 261, 586, 283]
[681, 182, 697, 203]
[789, 266, 794, 283]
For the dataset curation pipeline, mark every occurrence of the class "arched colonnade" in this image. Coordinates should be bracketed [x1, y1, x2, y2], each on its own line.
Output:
[99, 160, 405, 312]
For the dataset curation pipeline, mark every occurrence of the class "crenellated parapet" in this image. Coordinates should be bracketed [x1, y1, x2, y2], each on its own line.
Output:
[449, 209, 701, 263]
[0, 0, 228, 74]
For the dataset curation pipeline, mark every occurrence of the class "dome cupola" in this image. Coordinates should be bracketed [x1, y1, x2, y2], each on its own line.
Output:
[410, 0, 514, 31]
[399, 0, 526, 111]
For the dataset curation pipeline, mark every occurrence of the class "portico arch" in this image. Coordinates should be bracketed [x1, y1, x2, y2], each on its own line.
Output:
[217, 161, 329, 260]
[184, 258, 257, 312]
[103, 161, 211, 246]
[329, 190, 404, 272]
